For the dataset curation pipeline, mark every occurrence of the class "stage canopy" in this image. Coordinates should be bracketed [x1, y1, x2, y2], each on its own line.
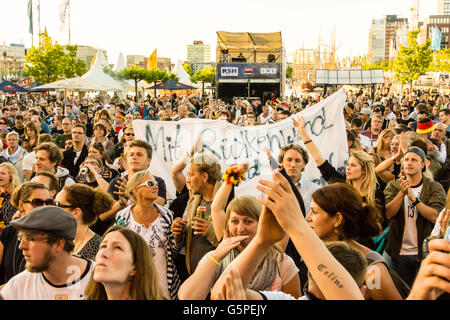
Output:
[216, 31, 283, 63]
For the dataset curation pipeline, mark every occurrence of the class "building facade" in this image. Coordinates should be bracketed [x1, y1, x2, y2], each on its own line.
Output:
[438, 0, 450, 15]
[0, 43, 26, 79]
[187, 40, 212, 72]
[420, 15, 450, 49]
[368, 15, 408, 63]
[64, 45, 107, 70]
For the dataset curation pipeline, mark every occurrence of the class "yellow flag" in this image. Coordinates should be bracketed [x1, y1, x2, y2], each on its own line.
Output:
[91, 52, 97, 68]
[147, 49, 157, 70]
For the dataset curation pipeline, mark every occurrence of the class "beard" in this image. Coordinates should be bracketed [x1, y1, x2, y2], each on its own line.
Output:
[25, 249, 55, 273]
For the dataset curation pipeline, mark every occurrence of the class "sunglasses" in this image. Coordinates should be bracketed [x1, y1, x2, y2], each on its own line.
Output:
[136, 180, 157, 189]
[23, 198, 55, 207]
[401, 109, 409, 112]
[124, 133, 135, 136]
[54, 201, 77, 209]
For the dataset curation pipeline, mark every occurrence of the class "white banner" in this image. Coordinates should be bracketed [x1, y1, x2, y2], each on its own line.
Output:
[134, 88, 348, 200]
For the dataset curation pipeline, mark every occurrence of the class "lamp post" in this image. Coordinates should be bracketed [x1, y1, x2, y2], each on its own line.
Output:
[2, 50, 7, 80]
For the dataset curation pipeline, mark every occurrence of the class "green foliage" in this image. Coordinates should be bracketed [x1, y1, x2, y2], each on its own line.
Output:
[429, 48, 450, 72]
[286, 65, 294, 79]
[25, 32, 87, 83]
[191, 66, 216, 96]
[392, 29, 433, 86]
[183, 63, 195, 79]
[362, 60, 391, 71]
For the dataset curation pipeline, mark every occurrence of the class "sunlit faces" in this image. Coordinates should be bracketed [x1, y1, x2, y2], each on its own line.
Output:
[6, 134, 18, 148]
[18, 230, 55, 273]
[94, 231, 136, 285]
[403, 152, 424, 177]
[305, 200, 340, 242]
[134, 175, 158, 200]
[126, 146, 151, 172]
[0, 166, 11, 188]
[281, 149, 306, 183]
[227, 211, 257, 249]
[186, 164, 206, 194]
[35, 150, 56, 172]
[346, 156, 364, 181]
[390, 136, 400, 154]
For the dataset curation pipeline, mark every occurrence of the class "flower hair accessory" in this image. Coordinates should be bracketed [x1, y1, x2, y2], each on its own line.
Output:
[222, 167, 245, 186]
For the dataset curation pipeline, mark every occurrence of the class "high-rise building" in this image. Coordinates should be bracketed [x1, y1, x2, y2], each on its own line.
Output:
[368, 15, 408, 63]
[438, 0, 450, 15]
[187, 40, 211, 72]
[126, 55, 147, 69]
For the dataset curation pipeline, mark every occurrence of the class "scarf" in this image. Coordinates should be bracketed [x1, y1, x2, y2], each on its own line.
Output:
[184, 180, 222, 275]
[5, 146, 23, 164]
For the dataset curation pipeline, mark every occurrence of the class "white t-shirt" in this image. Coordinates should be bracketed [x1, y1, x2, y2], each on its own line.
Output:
[22, 151, 35, 171]
[0, 258, 94, 300]
[400, 184, 423, 255]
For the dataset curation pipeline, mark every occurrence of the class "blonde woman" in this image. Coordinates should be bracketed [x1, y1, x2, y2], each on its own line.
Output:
[0, 163, 21, 227]
[371, 129, 396, 161]
[0, 131, 28, 182]
[114, 170, 181, 300]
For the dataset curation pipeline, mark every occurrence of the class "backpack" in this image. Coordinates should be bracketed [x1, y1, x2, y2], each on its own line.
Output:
[366, 257, 411, 299]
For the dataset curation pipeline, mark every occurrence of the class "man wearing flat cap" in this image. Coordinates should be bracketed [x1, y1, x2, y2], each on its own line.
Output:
[0, 206, 95, 300]
[384, 146, 446, 288]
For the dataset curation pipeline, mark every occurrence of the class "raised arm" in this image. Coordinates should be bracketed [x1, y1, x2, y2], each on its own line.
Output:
[292, 116, 325, 166]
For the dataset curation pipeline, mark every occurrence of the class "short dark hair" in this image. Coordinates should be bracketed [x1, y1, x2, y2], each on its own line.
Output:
[34, 171, 59, 193]
[34, 142, 63, 166]
[439, 108, 450, 116]
[73, 123, 86, 134]
[351, 117, 363, 128]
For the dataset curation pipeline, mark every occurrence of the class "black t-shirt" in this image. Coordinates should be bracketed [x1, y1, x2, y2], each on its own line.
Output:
[0, 226, 25, 285]
[397, 118, 414, 126]
[51, 127, 64, 136]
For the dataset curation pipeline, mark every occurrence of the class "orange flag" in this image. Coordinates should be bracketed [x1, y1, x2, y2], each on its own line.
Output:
[147, 49, 157, 70]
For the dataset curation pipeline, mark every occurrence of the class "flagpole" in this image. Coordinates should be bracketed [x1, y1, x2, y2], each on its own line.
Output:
[68, 1, 71, 45]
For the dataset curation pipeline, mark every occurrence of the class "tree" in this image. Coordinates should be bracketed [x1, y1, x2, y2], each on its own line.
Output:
[191, 66, 216, 97]
[118, 65, 149, 101]
[392, 29, 433, 88]
[429, 48, 450, 72]
[25, 32, 87, 83]
[146, 68, 170, 97]
[286, 65, 294, 79]
[362, 60, 391, 71]
[183, 63, 195, 80]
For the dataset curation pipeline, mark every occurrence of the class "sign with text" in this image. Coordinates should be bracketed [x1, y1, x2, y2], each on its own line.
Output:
[134, 89, 348, 200]
[217, 63, 281, 80]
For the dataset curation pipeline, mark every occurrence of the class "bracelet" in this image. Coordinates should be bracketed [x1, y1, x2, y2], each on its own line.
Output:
[304, 139, 312, 145]
[222, 167, 245, 186]
[412, 198, 421, 206]
[208, 254, 220, 266]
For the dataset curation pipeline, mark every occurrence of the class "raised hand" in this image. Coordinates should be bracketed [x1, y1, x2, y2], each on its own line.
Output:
[213, 230, 249, 261]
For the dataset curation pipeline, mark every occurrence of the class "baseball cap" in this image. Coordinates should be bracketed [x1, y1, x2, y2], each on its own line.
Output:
[404, 146, 426, 163]
[360, 108, 371, 115]
[10, 206, 77, 240]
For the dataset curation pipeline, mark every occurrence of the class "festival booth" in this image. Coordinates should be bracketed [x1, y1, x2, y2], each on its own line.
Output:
[145, 79, 197, 98]
[215, 31, 286, 103]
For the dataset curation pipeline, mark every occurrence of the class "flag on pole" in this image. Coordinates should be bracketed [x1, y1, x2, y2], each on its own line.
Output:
[27, 0, 33, 35]
[36, 0, 40, 34]
[147, 49, 157, 70]
[431, 26, 442, 51]
[59, 0, 70, 32]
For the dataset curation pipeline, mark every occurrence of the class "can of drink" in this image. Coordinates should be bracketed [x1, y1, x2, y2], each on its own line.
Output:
[196, 206, 206, 219]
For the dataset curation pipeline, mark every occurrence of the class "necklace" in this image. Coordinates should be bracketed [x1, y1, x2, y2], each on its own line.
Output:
[74, 227, 90, 254]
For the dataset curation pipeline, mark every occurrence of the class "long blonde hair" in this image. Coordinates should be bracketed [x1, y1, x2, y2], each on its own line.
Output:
[0, 162, 21, 194]
[375, 129, 395, 156]
[348, 150, 378, 205]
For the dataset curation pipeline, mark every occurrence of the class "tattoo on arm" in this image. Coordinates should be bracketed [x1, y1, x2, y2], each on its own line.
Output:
[317, 264, 344, 289]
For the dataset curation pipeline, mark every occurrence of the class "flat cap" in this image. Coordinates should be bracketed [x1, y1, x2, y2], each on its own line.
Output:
[10, 206, 77, 240]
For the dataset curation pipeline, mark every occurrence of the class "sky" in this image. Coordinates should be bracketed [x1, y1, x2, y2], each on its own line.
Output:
[0, 0, 438, 66]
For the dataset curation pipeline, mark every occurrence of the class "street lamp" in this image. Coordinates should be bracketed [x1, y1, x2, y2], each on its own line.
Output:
[1, 50, 6, 80]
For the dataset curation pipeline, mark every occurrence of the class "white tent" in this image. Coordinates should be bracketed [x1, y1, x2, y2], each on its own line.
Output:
[113, 52, 126, 72]
[173, 60, 193, 85]
[81, 50, 125, 92]
[36, 77, 112, 91]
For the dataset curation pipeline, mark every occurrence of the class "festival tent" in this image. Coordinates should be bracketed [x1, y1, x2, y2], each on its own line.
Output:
[24, 81, 54, 92]
[0, 80, 29, 93]
[146, 80, 197, 90]
[173, 60, 195, 86]
[35, 77, 113, 91]
[113, 52, 127, 72]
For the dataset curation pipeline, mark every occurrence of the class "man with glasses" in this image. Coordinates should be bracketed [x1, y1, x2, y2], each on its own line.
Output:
[61, 124, 89, 178]
[361, 114, 384, 147]
[397, 105, 414, 126]
[54, 118, 72, 149]
[0, 206, 94, 300]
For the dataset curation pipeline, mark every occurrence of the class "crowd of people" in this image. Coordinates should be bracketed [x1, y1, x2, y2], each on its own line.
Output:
[0, 85, 448, 301]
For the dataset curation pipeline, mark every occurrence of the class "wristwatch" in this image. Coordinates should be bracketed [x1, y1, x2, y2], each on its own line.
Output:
[411, 198, 421, 206]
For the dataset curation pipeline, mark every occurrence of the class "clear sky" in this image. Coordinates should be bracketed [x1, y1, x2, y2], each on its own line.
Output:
[0, 0, 437, 66]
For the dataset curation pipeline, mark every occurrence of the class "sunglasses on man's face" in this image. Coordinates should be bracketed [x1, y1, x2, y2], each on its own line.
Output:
[124, 133, 134, 136]
[23, 198, 55, 207]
